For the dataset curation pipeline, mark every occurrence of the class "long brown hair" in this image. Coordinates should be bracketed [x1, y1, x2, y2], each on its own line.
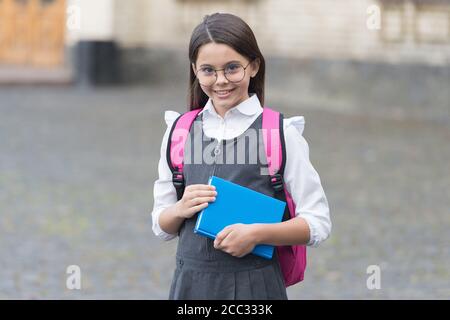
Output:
[188, 13, 266, 111]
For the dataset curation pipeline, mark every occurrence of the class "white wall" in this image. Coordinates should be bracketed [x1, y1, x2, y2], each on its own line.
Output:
[65, 0, 115, 45]
[65, 0, 450, 65]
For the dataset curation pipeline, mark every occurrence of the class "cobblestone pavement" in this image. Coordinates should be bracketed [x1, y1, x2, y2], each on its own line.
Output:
[0, 84, 449, 299]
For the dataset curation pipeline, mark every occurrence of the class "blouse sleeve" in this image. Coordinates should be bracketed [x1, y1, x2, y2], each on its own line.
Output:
[151, 110, 181, 241]
[282, 116, 332, 247]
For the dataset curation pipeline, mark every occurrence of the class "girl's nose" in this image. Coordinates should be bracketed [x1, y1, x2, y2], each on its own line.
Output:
[215, 70, 229, 85]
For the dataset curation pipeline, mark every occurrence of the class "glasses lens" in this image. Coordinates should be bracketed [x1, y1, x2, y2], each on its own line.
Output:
[225, 64, 245, 83]
[196, 63, 246, 86]
[197, 67, 216, 86]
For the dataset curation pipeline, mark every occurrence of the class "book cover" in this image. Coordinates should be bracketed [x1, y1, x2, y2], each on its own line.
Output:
[194, 176, 286, 259]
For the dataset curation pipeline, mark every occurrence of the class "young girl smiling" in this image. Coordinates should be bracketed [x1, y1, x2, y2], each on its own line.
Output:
[152, 12, 331, 300]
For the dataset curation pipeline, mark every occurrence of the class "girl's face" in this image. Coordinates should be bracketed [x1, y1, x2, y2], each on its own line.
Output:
[192, 42, 260, 115]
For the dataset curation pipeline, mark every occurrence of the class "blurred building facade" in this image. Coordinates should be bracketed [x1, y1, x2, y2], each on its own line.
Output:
[0, 0, 66, 67]
[107, 0, 450, 65]
[1, 0, 449, 70]
[0, 0, 449, 120]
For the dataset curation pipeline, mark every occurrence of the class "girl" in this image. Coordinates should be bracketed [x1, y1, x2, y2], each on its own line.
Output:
[151, 13, 331, 300]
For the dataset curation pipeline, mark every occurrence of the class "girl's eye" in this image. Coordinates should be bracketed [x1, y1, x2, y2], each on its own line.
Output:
[200, 67, 214, 75]
[226, 64, 240, 73]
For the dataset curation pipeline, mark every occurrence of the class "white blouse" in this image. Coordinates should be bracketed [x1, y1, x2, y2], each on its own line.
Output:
[151, 93, 332, 247]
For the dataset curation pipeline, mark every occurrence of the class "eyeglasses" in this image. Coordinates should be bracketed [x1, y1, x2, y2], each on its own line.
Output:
[195, 60, 253, 87]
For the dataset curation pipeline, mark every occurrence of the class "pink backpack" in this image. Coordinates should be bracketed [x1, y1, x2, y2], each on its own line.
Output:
[166, 107, 307, 287]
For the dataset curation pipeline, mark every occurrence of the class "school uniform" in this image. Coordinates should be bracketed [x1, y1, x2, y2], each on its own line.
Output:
[152, 93, 331, 299]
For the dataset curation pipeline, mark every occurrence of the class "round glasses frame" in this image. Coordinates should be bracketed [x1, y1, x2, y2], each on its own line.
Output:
[194, 60, 253, 87]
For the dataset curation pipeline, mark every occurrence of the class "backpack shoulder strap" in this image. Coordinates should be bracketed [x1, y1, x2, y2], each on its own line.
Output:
[262, 107, 292, 220]
[261, 107, 287, 182]
[166, 108, 202, 200]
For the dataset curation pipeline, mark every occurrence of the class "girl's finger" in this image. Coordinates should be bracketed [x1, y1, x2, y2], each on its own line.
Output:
[216, 228, 233, 243]
[186, 184, 216, 192]
[188, 196, 216, 206]
[189, 190, 217, 199]
[187, 202, 209, 215]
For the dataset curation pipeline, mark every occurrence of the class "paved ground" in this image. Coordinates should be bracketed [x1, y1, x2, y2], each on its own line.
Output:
[0, 83, 449, 299]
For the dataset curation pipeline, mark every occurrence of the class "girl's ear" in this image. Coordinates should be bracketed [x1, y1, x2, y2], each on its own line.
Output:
[191, 63, 197, 74]
[250, 58, 260, 78]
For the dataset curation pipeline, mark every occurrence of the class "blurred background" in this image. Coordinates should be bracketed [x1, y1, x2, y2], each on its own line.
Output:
[0, 0, 449, 299]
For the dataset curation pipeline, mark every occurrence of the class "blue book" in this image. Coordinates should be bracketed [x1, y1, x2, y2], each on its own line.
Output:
[194, 176, 286, 259]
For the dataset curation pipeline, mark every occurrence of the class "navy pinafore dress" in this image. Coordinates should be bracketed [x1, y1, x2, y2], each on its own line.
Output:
[168, 112, 288, 300]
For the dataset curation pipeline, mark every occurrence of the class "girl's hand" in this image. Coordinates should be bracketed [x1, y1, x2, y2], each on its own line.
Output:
[214, 224, 258, 258]
[174, 184, 217, 219]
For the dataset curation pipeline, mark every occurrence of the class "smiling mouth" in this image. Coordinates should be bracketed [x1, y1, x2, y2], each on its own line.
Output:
[214, 88, 236, 96]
